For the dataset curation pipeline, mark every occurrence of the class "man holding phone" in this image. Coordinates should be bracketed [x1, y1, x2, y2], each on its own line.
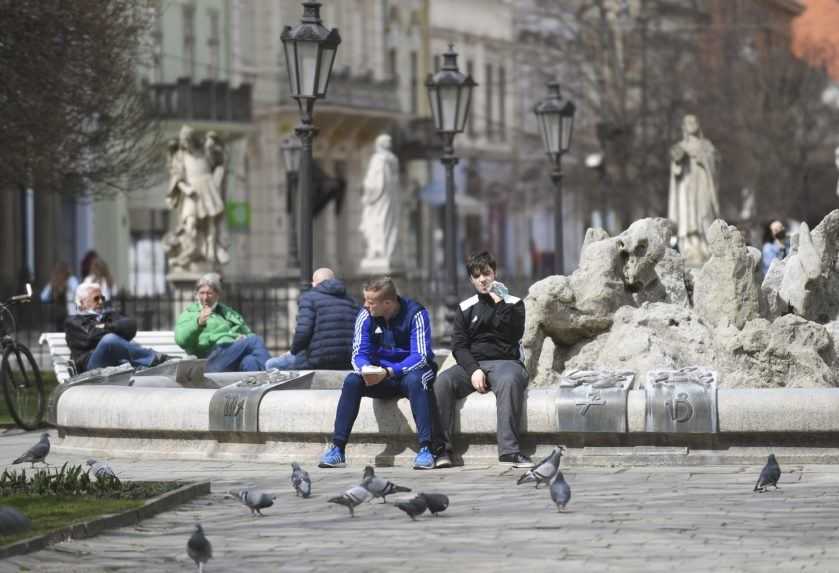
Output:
[318, 277, 436, 470]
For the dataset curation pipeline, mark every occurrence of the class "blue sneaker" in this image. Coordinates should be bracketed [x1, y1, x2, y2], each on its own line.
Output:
[413, 446, 435, 470]
[318, 445, 346, 468]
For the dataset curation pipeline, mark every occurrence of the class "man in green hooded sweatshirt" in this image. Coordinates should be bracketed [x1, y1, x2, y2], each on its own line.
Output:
[175, 273, 270, 372]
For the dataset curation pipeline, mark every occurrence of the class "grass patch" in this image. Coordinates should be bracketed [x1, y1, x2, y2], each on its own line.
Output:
[0, 495, 143, 545]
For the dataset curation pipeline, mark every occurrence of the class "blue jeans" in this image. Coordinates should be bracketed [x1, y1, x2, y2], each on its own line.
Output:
[205, 335, 270, 373]
[265, 352, 307, 370]
[332, 369, 436, 449]
[87, 333, 157, 371]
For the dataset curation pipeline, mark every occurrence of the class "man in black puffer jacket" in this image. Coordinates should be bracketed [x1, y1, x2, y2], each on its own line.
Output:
[266, 268, 359, 370]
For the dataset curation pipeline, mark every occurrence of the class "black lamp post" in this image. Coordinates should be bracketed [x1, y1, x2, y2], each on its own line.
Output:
[533, 81, 576, 275]
[281, 1, 340, 290]
[426, 44, 476, 336]
[280, 135, 303, 269]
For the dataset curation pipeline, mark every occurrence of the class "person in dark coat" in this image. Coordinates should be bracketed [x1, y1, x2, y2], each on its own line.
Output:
[266, 268, 359, 370]
[65, 283, 169, 373]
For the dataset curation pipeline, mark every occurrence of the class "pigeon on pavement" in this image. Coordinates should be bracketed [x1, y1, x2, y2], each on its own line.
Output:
[361, 465, 411, 503]
[328, 485, 373, 517]
[395, 495, 428, 521]
[0, 506, 31, 536]
[754, 454, 781, 493]
[235, 488, 276, 516]
[417, 493, 449, 516]
[187, 523, 212, 572]
[550, 470, 572, 512]
[291, 462, 312, 498]
[517, 446, 564, 488]
[12, 433, 50, 467]
[86, 459, 117, 480]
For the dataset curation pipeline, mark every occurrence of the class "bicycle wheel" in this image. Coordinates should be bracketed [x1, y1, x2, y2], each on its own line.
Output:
[1, 342, 45, 430]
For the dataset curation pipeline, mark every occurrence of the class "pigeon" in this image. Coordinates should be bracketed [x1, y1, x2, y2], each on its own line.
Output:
[187, 523, 212, 572]
[395, 495, 428, 521]
[12, 433, 50, 467]
[0, 506, 31, 536]
[235, 488, 276, 516]
[754, 454, 781, 493]
[291, 462, 312, 498]
[328, 485, 373, 517]
[361, 465, 411, 503]
[86, 459, 117, 480]
[550, 470, 572, 512]
[517, 446, 564, 488]
[417, 493, 449, 516]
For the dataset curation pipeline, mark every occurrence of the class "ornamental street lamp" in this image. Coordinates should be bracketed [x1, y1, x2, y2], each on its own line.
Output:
[533, 81, 576, 275]
[281, 1, 341, 290]
[426, 44, 476, 337]
[280, 135, 302, 269]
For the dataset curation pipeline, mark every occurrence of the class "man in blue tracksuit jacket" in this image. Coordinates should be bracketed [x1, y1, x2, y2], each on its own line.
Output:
[319, 276, 437, 470]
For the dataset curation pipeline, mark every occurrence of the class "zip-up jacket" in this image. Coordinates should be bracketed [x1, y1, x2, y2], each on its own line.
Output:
[65, 310, 138, 372]
[291, 278, 360, 369]
[452, 290, 525, 377]
[350, 296, 434, 378]
[175, 302, 253, 358]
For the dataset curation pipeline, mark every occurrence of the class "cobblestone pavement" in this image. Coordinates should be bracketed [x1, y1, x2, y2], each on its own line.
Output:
[1, 430, 838, 572]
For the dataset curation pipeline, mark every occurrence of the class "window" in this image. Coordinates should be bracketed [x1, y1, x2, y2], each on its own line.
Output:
[389, 48, 398, 82]
[151, 5, 163, 82]
[182, 4, 196, 78]
[485, 63, 493, 138]
[433, 54, 440, 73]
[498, 65, 506, 140]
[410, 50, 418, 114]
[208, 9, 220, 79]
[466, 60, 475, 137]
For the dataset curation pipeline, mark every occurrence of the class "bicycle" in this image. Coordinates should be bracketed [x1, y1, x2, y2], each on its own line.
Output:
[0, 284, 46, 430]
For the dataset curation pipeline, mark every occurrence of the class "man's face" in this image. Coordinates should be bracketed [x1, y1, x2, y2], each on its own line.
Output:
[363, 289, 394, 318]
[197, 285, 219, 308]
[80, 287, 105, 313]
[470, 267, 496, 295]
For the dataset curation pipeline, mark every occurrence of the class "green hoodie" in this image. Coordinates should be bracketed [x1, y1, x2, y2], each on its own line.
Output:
[175, 302, 253, 358]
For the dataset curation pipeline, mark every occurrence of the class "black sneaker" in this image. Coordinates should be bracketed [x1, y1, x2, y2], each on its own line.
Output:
[498, 453, 534, 468]
[149, 353, 172, 367]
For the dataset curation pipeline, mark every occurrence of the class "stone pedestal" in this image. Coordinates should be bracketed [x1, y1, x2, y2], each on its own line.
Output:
[167, 270, 205, 326]
[358, 257, 403, 277]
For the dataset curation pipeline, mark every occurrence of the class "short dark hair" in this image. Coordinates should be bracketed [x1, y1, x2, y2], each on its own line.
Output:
[466, 251, 497, 277]
[363, 276, 398, 301]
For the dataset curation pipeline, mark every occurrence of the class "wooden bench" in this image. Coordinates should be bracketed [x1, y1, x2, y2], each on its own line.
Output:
[38, 331, 191, 384]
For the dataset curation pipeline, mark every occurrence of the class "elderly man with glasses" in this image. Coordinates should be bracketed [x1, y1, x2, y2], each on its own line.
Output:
[64, 282, 170, 373]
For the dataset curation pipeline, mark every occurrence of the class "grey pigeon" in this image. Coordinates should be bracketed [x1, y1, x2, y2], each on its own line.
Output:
[395, 495, 428, 521]
[517, 446, 563, 488]
[12, 433, 50, 467]
[187, 523, 212, 572]
[417, 493, 449, 516]
[86, 459, 117, 480]
[236, 488, 276, 516]
[291, 462, 312, 498]
[328, 485, 373, 517]
[0, 506, 31, 536]
[361, 465, 411, 503]
[550, 470, 572, 512]
[754, 454, 781, 493]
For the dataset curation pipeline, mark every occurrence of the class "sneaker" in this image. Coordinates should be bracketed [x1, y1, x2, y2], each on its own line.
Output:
[498, 452, 534, 468]
[413, 446, 435, 470]
[434, 451, 453, 469]
[318, 445, 346, 468]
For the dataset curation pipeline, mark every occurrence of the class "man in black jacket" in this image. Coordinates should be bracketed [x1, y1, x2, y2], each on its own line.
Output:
[266, 268, 359, 370]
[65, 283, 168, 373]
[431, 251, 533, 468]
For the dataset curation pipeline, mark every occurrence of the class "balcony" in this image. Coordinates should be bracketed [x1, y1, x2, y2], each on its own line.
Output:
[144, 78, 253, 124]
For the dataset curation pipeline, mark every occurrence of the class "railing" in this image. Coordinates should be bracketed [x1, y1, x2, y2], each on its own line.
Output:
[144, 77, 253, 123]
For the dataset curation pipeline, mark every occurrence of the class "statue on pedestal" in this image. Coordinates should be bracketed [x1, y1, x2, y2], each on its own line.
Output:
[163, 125, 230, 273]
[359, 134, 400, 271]
[667, 114, 720, 266]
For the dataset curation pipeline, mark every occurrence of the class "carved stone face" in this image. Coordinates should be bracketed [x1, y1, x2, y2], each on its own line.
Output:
[682, 114, 699, 136]
[616, 220, 667, 292]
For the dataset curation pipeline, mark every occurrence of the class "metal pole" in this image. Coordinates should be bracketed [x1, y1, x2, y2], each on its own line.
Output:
[287, 170, 300, 269]
[295, 114, 316, 291]
[442, 136, 459, 339]
[551, 158, 564, 275]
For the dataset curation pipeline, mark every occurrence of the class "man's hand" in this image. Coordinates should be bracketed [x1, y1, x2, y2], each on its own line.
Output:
[488, 291, 502, 304]
[197, 305, 213, 327]
[363, 368, 388, 386]
[471, 369, 489, 394]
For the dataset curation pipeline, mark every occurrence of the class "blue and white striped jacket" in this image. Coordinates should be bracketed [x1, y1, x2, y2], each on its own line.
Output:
[350, 296, 435, 378]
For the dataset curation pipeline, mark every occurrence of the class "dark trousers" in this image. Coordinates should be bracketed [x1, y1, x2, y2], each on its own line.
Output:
[431, 360, 528, 456]
[332, 369, 436, 449]
[87, 333, 157, 371]
[205, 335, 270, 373]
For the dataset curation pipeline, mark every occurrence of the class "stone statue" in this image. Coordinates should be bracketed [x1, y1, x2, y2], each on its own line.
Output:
[163, 125, 230, 272]
[359, 134, 400, 269]
[667, 114, 720, 266]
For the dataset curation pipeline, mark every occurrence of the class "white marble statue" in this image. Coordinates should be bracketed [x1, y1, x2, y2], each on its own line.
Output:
[164, 125, 230, 272]
[667, 114, 720, 266]
[359, 134, 400, 268]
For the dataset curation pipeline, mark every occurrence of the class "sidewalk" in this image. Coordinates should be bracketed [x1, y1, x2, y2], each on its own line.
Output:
[0, 429, 837, 572]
